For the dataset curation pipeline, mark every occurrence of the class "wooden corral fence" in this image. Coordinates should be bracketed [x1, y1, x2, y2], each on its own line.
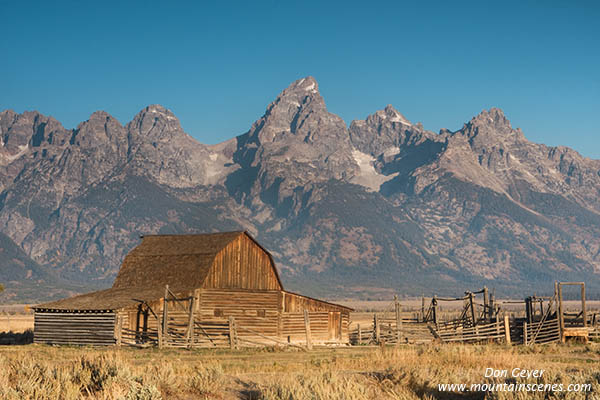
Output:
[114, 286, 346, 350]
[350, 296, 438, 345]
[437, 316, 511, 344]
[349, 281, 600, 347]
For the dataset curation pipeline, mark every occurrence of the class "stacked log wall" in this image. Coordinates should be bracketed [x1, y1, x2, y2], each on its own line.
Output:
[34, 311, 116, 346]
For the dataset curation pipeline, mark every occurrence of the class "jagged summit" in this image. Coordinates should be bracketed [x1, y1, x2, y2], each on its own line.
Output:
[267, 76, 324, 113]
[377, 104, 411, 126]
[448, 107, 520, 146]
[242, 76, 344, 147]
[132, 104, 179, 122]
[140, 104, 174, 115]
[86, 110, 119, 123]
[470, 108, 511, 129]
[128, 104, 183, 139]
[287, 76, 319, 93]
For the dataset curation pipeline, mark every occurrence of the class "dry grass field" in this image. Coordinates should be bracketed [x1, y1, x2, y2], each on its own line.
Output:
[0, 305, 32, 333]
[0, 343, 599, 399]
[0, 314, 33, 333]
[1, 300, 599, 399]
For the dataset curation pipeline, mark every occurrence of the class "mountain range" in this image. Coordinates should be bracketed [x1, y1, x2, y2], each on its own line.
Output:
[1, 76, 599, 302]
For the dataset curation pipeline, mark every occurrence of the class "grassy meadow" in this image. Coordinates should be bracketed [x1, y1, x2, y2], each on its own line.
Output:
[0, 343, 598, 399]
[1, 302, 599, 399]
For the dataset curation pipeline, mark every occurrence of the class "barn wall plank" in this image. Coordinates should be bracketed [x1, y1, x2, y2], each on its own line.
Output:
[203, 234, 281, 290]
[34, 311, 116, 346]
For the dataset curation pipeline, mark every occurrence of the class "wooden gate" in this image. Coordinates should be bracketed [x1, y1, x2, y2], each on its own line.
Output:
[523, 318, 561, 345]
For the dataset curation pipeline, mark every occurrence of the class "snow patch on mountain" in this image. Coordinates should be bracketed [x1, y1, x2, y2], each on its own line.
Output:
[350, 149, 398, 191]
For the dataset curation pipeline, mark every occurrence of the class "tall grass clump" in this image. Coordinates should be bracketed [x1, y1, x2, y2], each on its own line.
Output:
[187, 362, 226, 398]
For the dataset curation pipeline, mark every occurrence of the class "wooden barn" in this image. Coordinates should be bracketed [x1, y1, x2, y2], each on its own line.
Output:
[33, 231, 352, 348]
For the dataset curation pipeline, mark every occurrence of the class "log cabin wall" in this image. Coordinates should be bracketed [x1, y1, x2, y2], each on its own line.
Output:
[198, 288, 280, 319]
[203, 234, 281, 290]
[34, 310, 116, 346]
[279, 311, 349, 344]
[279, 292, 351, 344]
[281, 312, 327, 343]
[198, 288, 280, 340]
[112, 288, 350, 347]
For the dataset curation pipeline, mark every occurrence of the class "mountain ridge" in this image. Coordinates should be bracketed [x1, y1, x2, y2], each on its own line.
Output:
[1, 76, 599, 302]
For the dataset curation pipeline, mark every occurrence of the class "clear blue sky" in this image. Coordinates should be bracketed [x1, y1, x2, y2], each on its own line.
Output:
[1, 1, 599, 157]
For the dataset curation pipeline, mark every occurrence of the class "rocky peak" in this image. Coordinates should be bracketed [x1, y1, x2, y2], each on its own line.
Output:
[228, 77, 356, 209]
[0, 110, 70, 162]
[70, 111, 127, 150]
[287, 76, 320, 94]
[455, 108, 518, 143]
[370, 104, 412, 126]
[349, 105, 439, 158]
[471, 108, 511, 130]
[245, 76, 340, 145]
[127, 104, 184, 142]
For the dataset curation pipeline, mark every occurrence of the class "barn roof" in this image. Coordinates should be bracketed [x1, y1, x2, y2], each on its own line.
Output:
[35, 231, 351, 313]
[35, 231, 283, 311]
[33, 286, 169, 311]
[112, 231, 245, 290]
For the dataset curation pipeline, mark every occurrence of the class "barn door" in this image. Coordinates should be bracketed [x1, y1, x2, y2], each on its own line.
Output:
[329, 312, 341, 340]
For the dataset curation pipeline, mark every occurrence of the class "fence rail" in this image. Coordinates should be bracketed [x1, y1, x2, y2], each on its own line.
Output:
[437, 319, 508, 344]
[524, 318, 560, 345]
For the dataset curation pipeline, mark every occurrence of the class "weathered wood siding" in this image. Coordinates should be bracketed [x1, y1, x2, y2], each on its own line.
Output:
[203, 234, 281, 290]
[34, 311, 116, 346]
[111, 288, 350, 347]
[280, 312, 338, 344]
[198, 288, 280, 319]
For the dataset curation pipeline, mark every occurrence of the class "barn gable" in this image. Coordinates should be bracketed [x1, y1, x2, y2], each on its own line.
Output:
[203, 232, 283, 290]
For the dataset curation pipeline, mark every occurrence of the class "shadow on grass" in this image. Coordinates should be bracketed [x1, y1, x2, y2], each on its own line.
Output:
[0, 329, 33, 345]
[232, 377, 262, 400]
[367, 370, 486, 400]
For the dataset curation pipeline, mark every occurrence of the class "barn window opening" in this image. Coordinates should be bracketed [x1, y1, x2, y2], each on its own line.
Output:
[214, 309, 224, 317]
[257, 309, 266, 317]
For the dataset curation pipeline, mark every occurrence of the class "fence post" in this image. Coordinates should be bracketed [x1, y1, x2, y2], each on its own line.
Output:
[483, 286, 489, 322]
[187, 296, 196, 348]
[469, 292, 476, 326]
[432, 296, 438, 328]
[162, 285, 169, 347]
[558, 283, 564, 343]
[358, 324, 362, 345]
[374, 313, 380, 344]
[229, 316, 237, 350]
[304, 310, 313, 350]
[116, 315, 123, 347]
[395, 295, 402, 344]
[523, 322, 528, 346]
[421, 294, 425, 323]
[156, 314, 162, 349]
[581, 283, 587, 328]
[503, 315, 511, 345]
